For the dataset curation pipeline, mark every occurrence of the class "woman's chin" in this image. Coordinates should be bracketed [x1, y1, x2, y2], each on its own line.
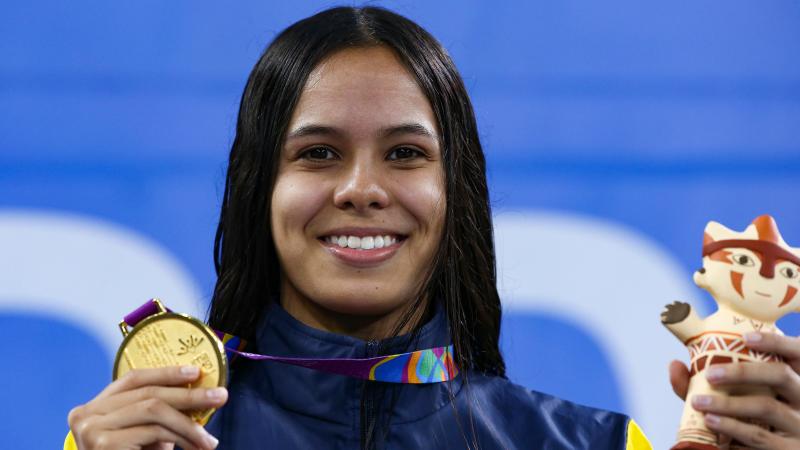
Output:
[317, 295, 406, 318]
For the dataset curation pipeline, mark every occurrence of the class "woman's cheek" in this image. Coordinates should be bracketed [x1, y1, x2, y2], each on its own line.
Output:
[393, 169, 445, 231]
[271, 174, 328, 242]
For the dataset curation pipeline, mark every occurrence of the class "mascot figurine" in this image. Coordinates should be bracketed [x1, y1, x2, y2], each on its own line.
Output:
[662, 215, 800, 449]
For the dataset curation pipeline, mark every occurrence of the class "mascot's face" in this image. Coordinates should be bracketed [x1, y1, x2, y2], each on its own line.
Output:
[694, 215, 800, 322]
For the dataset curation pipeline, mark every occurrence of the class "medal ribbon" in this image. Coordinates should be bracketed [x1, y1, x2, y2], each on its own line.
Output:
[123, 299, 459, 384]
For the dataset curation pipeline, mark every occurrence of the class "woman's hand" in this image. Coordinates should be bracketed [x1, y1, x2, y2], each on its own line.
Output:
[669, 332, 800, 449]
[68, 366, 227, 450]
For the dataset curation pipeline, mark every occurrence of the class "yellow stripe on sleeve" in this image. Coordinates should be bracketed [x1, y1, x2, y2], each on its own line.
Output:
[64, 431, 77, 450]
[625, 419, 652, 450]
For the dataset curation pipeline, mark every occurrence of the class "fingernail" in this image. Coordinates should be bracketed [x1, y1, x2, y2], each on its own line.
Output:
[206, 387, 227, 400]
[196, 425, 218, 449]
[706, 366, 725, 381]
[181, 365, 199, 377]
[692, 395, 712, 407]
[744, 332, 762, 343]
[204, 432, 219, 449]
[705, 413, 720, 427]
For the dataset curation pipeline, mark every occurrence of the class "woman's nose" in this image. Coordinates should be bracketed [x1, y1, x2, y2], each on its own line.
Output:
[332, 160, 390, 212]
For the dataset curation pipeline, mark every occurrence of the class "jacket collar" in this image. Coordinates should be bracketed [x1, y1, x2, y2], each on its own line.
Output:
[246, 300, 462, 425]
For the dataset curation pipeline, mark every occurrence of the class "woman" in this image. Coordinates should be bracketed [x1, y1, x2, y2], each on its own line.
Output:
[66, 6, 800, 450]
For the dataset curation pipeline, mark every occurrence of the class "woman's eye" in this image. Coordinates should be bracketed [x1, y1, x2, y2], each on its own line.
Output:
[780, 266, 799, 279]
[732, 254, 755, 266]
[302, 147, 336, 160]
[387, 147, 422, 161]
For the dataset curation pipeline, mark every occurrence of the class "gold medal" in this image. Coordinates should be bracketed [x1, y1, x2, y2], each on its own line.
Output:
[113, 299, 227, 423]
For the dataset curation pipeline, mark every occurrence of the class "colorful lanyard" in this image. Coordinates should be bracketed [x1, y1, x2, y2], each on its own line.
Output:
[122, 299, 459, 384]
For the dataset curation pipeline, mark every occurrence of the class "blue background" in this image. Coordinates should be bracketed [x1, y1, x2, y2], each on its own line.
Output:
[1, 1, 798, 448]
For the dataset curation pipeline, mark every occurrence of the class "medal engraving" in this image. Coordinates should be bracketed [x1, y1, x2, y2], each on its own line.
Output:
[191, 352, 216, 375]
[114, 312, 227, 423]
[127, 321, 180, 368]
[177, 335, 204, 356]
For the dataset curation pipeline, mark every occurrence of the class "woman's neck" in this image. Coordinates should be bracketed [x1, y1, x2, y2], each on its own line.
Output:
[279, 285, 429, 341]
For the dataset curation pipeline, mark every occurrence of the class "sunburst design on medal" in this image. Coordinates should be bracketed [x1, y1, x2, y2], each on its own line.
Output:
[177, 334, 204, 356]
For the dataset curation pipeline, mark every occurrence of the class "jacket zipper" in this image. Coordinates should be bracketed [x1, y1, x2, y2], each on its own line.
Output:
[361, 339, 380, 450]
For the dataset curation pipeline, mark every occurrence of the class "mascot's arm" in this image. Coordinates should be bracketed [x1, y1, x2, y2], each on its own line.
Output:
[661, 301, 704, 343]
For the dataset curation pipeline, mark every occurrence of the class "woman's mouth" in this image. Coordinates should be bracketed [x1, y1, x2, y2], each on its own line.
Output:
[318, 233, 407, 267]
[323, 234, 403, 249]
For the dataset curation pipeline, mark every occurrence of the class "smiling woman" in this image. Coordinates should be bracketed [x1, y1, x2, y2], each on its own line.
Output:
[65, 6, 650, 450]
[206, 7, 504, 386]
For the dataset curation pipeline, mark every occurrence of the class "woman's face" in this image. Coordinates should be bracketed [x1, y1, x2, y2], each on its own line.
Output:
[271, 46, 445, 337]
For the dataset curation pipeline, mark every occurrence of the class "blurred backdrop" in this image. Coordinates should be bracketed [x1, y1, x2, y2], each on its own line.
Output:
[1, 1, 799, 448]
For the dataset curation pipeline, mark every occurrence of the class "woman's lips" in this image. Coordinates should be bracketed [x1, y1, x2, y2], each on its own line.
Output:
[319, 238, 404, 268]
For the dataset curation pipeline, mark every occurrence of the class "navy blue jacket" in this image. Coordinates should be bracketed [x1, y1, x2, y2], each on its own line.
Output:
[204, 303, 643, 449]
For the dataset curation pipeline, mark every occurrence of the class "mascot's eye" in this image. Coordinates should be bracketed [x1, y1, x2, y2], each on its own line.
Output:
[732, 254, 755, 266]
[780, 267, 799, 279]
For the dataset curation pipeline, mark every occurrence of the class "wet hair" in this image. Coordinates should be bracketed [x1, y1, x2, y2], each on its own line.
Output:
[208, 5, 505, 449]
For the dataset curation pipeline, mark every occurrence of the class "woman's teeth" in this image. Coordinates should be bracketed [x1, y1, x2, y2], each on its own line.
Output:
[326, 235, 398, 250]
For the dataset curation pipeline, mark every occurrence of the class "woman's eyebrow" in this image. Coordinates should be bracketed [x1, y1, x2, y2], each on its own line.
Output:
[379, 123, 439, 142]
[286, 122, 439, 143]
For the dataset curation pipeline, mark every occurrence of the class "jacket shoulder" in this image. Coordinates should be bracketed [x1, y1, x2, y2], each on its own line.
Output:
[463, 373, 649, 449]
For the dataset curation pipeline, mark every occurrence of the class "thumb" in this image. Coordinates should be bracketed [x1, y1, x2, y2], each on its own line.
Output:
[669, 360, 690, 401]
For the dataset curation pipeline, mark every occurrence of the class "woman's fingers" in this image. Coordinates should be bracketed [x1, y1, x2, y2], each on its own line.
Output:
[93, 399, 219, 449]
[702, 413, 795, 450]
[84, 424, 200, 450]
[691, 394, 800, 433]
[86, 384, 228, 416]
[98, 366, 201, 400]
[68, 365, 225, 450]
[671, 334, 800, 447]
[744, 332, 800, 372]
[669, 360, 690, 400]
[143, 444, 175, 450]
[706, 362, 800, 406]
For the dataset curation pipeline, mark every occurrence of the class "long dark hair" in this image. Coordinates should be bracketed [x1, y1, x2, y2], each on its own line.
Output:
[208, 6, 505, 444]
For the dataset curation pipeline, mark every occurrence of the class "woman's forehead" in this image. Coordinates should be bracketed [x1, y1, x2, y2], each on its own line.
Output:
[288, 47, 439, 139]
[304, 46, 418, 94]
